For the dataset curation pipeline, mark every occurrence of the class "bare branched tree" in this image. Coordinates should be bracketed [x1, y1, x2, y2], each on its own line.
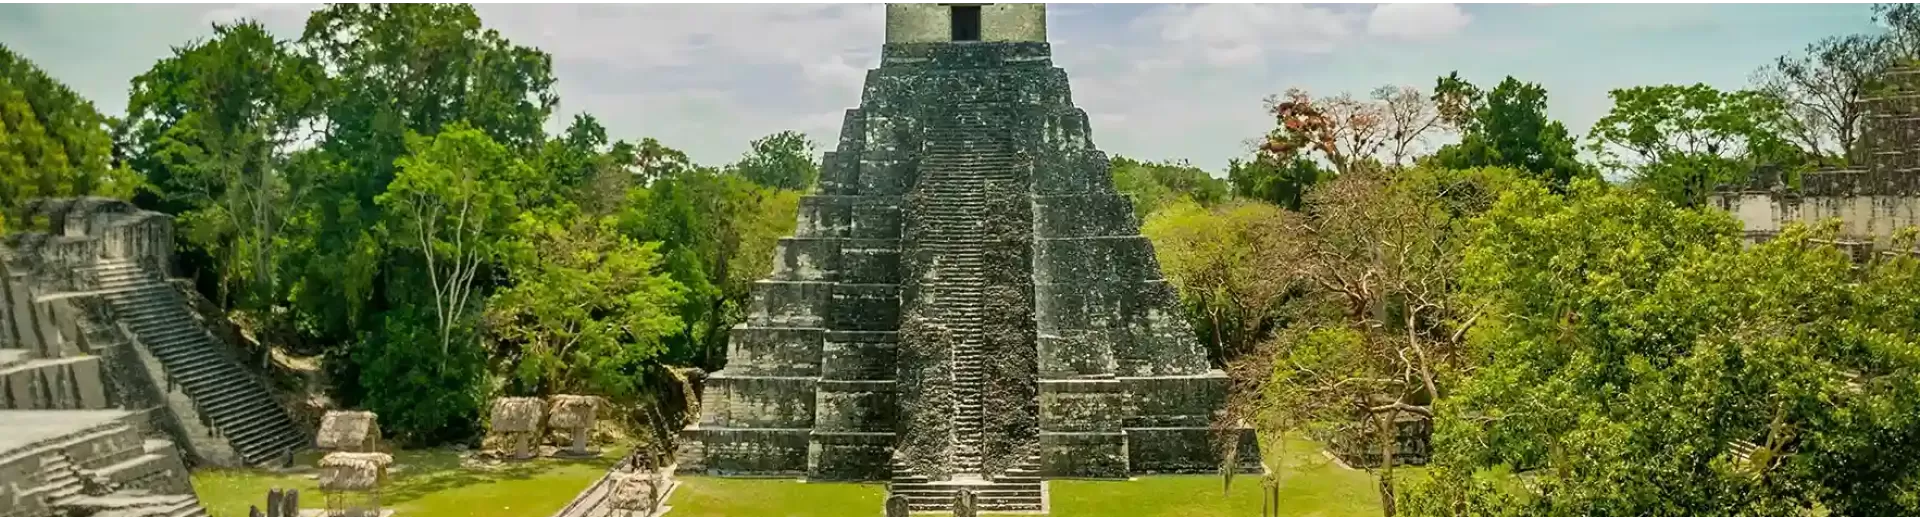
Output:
[1371, 85, 1448, 168]
[1752, 34, 1891, 164]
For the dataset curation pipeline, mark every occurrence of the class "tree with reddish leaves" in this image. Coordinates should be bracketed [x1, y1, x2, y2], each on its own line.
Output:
[1259, 88, 1388, 176]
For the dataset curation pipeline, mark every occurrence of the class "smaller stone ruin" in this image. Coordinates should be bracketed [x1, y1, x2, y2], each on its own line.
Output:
[1714, 65, 1920, 247]
[883, 494, 911, 517]
[548, 395, 600, 457]
[316, 411, 381, 453]
[607, 471, 669, 517]
[317, 452, 392, 517]
[488, 397, 544, 460]
[251, 488, 301, 517]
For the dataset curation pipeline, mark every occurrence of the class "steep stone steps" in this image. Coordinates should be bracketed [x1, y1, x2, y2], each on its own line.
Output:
[887, 455, 1047, 512]
[909, 103, 1023, 479]
[39, 453, 84, 502]
[61, 494, 206, 517]
[77, 260, 307, 466]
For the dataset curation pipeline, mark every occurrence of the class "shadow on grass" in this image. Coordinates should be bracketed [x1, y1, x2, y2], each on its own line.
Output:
[192, 446, 624, 517]
[380, 449, 620, 505]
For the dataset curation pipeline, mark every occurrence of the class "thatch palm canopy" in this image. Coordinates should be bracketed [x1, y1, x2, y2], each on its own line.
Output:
[490, 397, 545, 433]
[318, 452, 392, 492]
[548, 395, 601, 430]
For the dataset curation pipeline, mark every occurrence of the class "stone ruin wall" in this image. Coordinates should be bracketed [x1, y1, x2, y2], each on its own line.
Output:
[1716, 66, 1920, 245]
[3, 197, 173, 291]
[0, 198, 239, 466]
[0, 199, 164, 416]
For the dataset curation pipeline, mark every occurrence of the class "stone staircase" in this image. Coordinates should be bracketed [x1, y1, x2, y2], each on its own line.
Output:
[79, 259, 306, 466]
[32, 451, 208, 517]
[890, 101, 1046, 512]
[888, 456, 1046, 512]
[919, 103, 1018, 475]
[61, 493, 206, 517]
[38, 452, 85, 502]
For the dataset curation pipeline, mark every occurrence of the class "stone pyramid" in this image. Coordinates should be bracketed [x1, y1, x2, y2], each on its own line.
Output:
[675, 6, 1259, 502]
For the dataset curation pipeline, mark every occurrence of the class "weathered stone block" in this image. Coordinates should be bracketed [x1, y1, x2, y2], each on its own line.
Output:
[859, 151, 915, 196]
[819, 337, 898, 380]
[813, 380, 896, 432]
[1032, 236, 1159, 287]
[1110, 282, 1211, 377]
[796, 196, 855, 237]
[686, 427, 811, 475]
[769, 238, 841, 282]
[1039, 431, 1127, 478]
[725, 327, 825, 377]
[837, 241, 903, 284]
[1039, 108, 1095, 152]
[702, 374, 817, 428]
[850, 204, 905, 239]
[1327, 414, 1433, 468]
[808, 431, 894, 480]
[1033, 194, 1137, 238]
[1125, 426, 1261, 474]
[1038, 379, 1122, 432]
[746, 281, 834, 328]
[1035, 331, 1115, 378]
[830, 284, 901, 331]
[1121, 373, 1227, 428]
[1032, 149, 1110, 195]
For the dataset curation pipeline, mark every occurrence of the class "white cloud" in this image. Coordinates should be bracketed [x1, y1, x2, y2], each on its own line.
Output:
[1367, 4, 1472, 41]
[464, 4, 884, 163]
[1134, 4, 1358, 67]
[477, 4, 881, 74]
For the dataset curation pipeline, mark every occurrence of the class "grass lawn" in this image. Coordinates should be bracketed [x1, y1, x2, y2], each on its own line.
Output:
[191, 439, 1410, 516]
[669, 438, 1413, 517]
[191, 447, 622, 517]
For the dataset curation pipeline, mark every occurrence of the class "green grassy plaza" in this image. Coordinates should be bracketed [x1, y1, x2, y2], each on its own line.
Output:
[192, 439, 1402, 517]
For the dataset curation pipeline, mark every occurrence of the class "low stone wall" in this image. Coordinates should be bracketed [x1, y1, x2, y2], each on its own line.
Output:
[1327, 414, 1433, 469]
[678, 427, 810, 475]
[5, 198, 173, 291]
[1034, 373, 1260, 476]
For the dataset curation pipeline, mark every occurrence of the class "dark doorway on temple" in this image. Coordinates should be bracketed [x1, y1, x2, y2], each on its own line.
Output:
[950, 5, 981, 41]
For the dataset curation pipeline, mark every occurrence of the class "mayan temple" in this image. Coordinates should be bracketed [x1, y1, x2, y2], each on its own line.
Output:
[1715, 65, 1920, 248]
[675, 4, 1258, 512]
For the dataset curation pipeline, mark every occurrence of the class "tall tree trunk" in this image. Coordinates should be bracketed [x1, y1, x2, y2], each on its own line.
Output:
[1209, 307, 1224, 366]
[1377, 409, 1399, 517]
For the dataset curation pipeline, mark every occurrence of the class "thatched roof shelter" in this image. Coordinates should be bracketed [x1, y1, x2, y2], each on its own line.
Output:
[317, 452, 392, 492]
[547, 395, 600, 430]
[606, 473, 662, 511]
[316, 411, 381, 452]
[490, 397, 545, 433]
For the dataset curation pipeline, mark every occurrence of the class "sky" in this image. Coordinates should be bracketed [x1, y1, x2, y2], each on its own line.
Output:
[0, 3, 1885, 172]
